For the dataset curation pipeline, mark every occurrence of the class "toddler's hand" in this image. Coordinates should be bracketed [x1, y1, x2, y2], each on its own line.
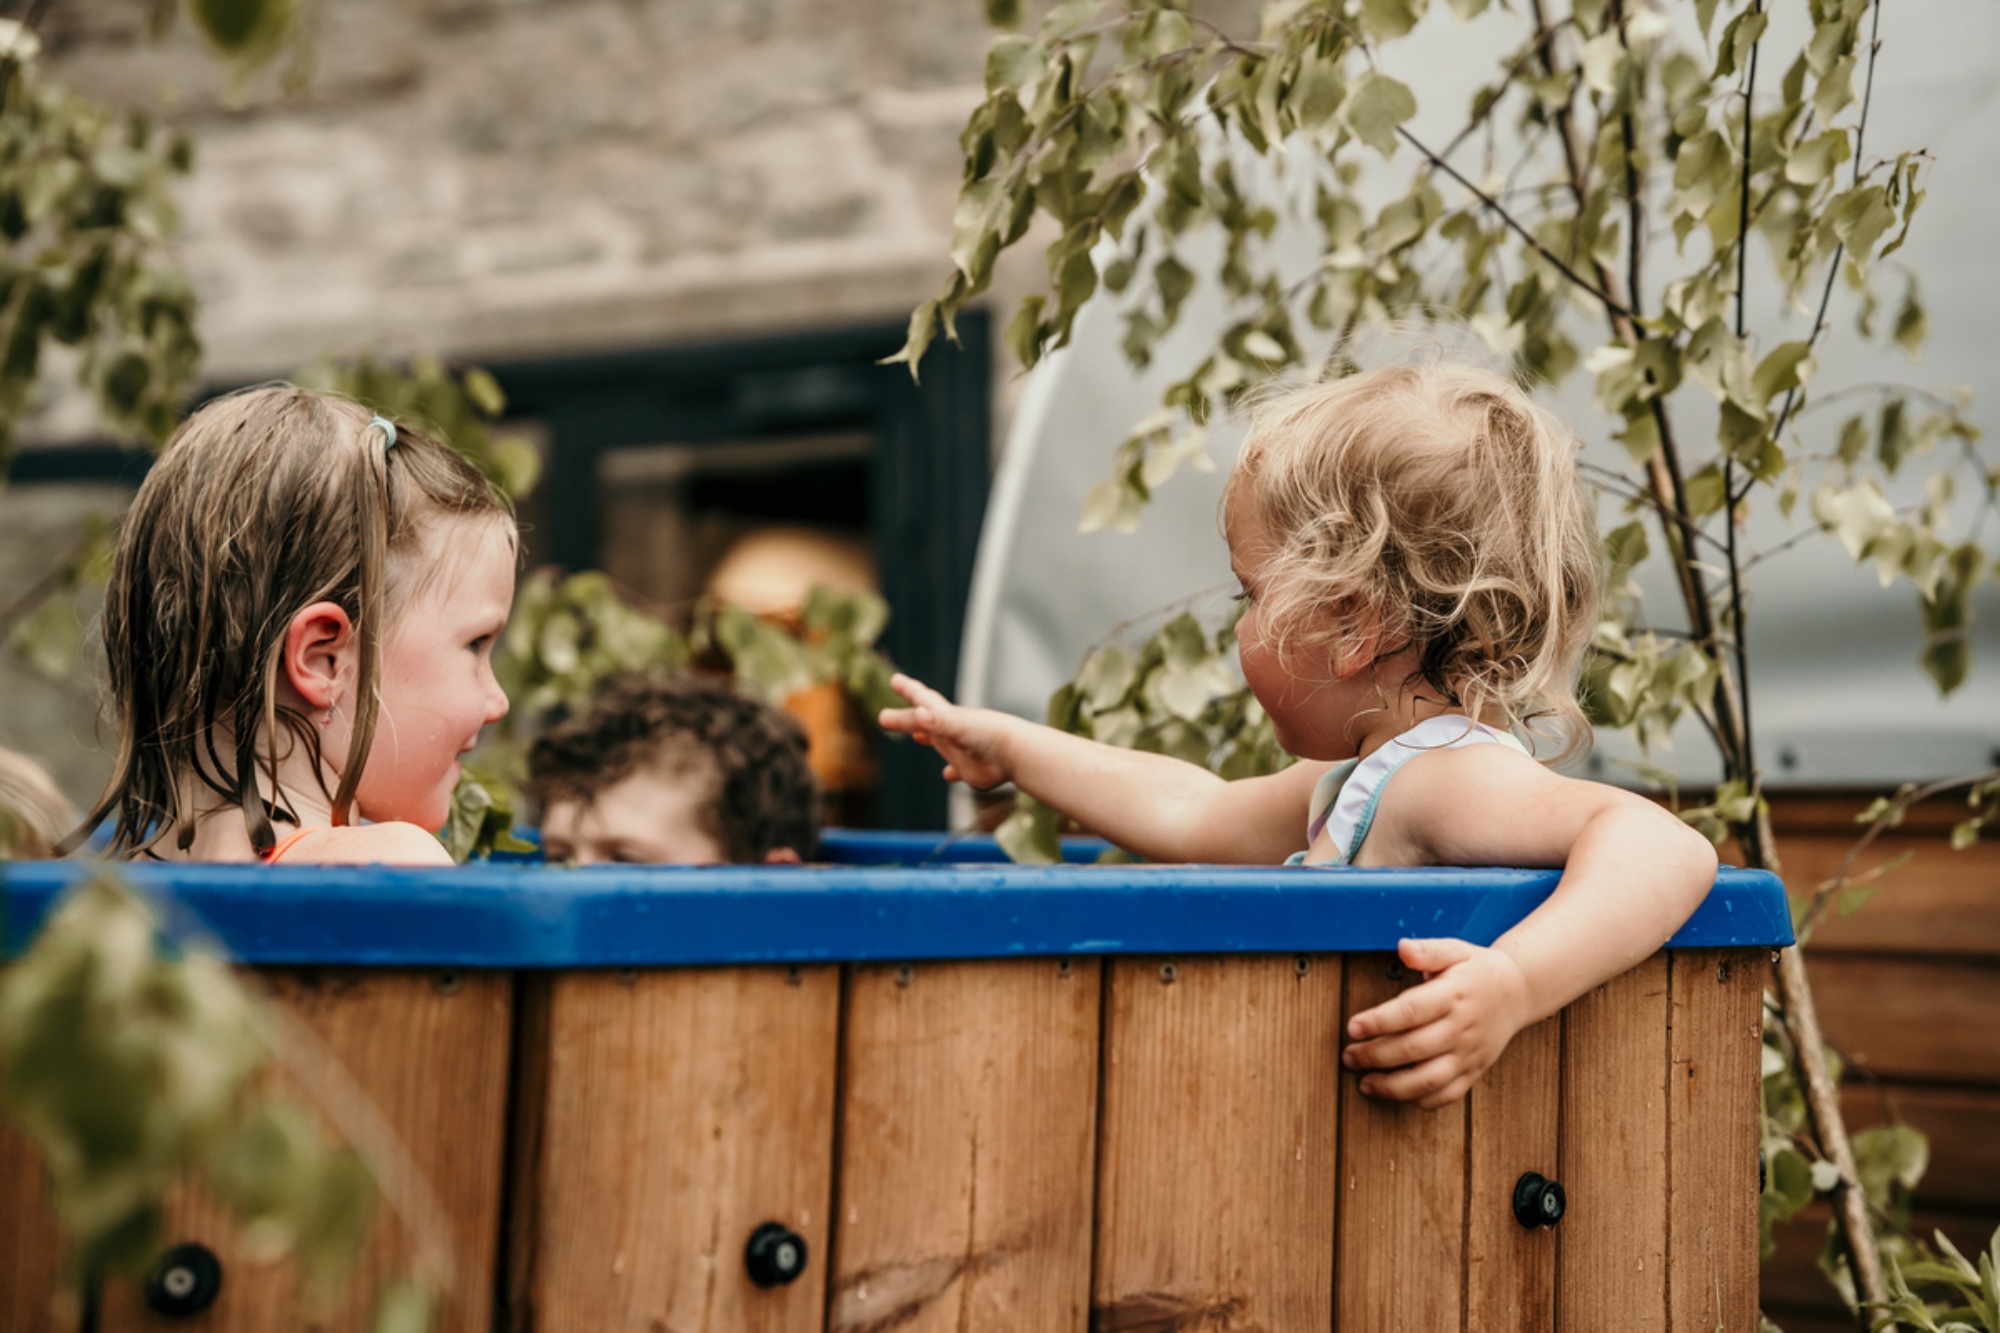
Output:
[1341, 937, 1534, 1111]
[877, 673, 1014, 790]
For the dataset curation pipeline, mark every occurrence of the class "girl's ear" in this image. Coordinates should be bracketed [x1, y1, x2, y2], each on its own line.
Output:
[283, 602, 358, 711]
[1329, 608, 1408, 680]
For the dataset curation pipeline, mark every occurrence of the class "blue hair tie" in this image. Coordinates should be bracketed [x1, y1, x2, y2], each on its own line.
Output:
[370, 415, 398, 451]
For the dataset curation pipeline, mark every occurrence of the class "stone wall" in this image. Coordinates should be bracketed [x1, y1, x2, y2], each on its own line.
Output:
[39, 0, 999, 379]
[4, 0, 1026, 808]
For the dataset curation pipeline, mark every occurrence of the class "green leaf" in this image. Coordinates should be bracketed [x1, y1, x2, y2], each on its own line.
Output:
[1340, 72, 1418, 158]
[1713, 8, 1768, 79]
[1693, 0, 1722, 43]
[461, 367, 506, 417]
[1005, 294, 1045, 369]
[1446, 0, 1492, 20]
[1751, 340, 1816, 406]
[187, 0, 294, 59]
[986, 35, 1040, 93]
[1785, 129, 1852, 187]
[1892, 279, 1929, 360]
[995, 795, 1062, 864]
[1360, 0, 1423, 42]
[882, 299, 939, 383]
[984, 0, 1022, 29]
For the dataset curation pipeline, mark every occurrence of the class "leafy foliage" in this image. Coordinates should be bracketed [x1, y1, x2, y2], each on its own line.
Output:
[295, 351, 542, 502]
[0, 872, 380, 1296]
[0, 26, 201, 467]
[904, 0, 1997, 1321]
[455, 568, 902, 861]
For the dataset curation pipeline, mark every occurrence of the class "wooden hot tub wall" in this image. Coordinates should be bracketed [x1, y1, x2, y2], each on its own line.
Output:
[0, 839, 1791, 1333]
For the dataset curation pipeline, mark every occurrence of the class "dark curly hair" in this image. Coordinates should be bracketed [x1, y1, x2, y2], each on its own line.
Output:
[526, 673, 820, 862]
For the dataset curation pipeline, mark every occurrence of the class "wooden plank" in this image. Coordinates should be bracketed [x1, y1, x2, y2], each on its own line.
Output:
[529, 965, 839, 1333]
[1464, 1013, 1559, 1333]
[827, 959, 1098, 1333]
[1811, 954, 2000, 1083]
[1092, 954, 1341, 1333]
[498, 973, 552, 1333]
[93, 967, 515, 1333]
[1335, 953, 1468, 1332]
[1764, 1203, 2000, 1317]
[1558, 954, 1670, 1333]
[1668, 949, 1768, 1333]
[1776, 832, 2000, 957]
[0, 1118, 76, 1333]
[1842, 1083, 2000, 1214]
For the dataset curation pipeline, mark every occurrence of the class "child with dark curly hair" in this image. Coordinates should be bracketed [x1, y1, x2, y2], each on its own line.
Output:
[528, 674, 820, 865]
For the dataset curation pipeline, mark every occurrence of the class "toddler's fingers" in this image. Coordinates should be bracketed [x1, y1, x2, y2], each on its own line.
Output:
[1342, 1023, 1456, 1073]
[1415, 1072, 1479, 1112]
[1398, 936, 1477, 978]
[1348, 979, 1454, 1040]
[890, 672, 952, 711]
[1359, 1053, 1461, 1106]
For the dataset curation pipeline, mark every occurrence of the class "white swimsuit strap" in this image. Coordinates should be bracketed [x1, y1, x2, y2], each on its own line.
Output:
[1315, 715, 1527, 863]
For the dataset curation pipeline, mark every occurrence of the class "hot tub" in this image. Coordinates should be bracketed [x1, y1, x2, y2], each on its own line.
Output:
[0, 837, 1790, 1333]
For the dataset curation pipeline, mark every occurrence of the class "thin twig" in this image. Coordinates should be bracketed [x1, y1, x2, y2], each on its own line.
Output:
[0, 0, 55, 109]
[1795, 769, 2000, 942]
[1724, 1, 1764, 859]
[1395, 125, 1638, 323]
[1764, 0, 1887, 459]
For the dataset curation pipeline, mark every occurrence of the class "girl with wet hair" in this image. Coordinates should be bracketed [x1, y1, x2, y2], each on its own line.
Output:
[72, 385, 516, 864]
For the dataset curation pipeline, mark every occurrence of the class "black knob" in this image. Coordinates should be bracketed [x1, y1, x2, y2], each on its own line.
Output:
[144, 1242, 223, 1317]
[1512, 1172, 1566, 1230]
[745, 1222, 808, 1287]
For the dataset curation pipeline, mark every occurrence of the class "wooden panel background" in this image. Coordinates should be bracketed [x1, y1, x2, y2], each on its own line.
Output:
[0, 1118, 74, 1333]
[1669, 949, 1768, 1333]
[1464, 1013, 1560, 1333]
[1091, 954, 1343, 1333]
[1558, 955, 1671, 1333]
[89, 968, 515, 1333]
[827, 959, 1098, 1333]
[1748, 796, 2000, 1331]
[2, 946, 1785, 1330]
[526, 965, 840, 1333]
[1335, 954, 1467, 1332]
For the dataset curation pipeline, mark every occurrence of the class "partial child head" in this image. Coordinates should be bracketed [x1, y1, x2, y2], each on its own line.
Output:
[1222, 362, 1602, 760]
[0, 747, 79, 859]
[529, 673, 820, 865]
[84, 385, 516, 856]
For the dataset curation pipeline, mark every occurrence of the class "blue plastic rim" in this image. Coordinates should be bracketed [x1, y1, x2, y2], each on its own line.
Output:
[0, 831, 1794, 968]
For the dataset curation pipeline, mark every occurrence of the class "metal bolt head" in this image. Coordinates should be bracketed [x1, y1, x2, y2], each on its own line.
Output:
[745, 1221, 809, 1287]
[144, 1242, 223, 1317]
[1511, 1173, 1566, 1230]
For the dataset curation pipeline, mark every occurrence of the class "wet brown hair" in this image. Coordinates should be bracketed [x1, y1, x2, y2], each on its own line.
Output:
[1224, 363, 1603, 761]
[526, 673, 821, 863]
[75, 385, 513, 857]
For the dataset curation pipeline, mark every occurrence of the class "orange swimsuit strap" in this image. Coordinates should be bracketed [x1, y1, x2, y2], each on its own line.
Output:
[262, 828, 317, 864]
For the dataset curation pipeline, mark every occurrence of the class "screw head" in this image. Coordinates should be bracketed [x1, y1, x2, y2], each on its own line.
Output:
[745, 1221, 808, 1287]
[144, 1242, 223, 1317]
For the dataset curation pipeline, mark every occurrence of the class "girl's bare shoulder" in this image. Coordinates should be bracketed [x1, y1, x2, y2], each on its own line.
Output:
[285, 822, 454, 867]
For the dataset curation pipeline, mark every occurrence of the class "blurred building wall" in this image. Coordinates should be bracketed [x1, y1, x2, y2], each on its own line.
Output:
[4, 0, 1027, 807]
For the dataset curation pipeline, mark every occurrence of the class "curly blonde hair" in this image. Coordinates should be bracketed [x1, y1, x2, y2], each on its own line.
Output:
[1223, 363, 1602, 761]
[75, 385, 514, 857]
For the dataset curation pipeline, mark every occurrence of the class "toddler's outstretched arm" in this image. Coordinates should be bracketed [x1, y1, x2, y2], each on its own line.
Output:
[879, 673, 1324, 864]
[1339, 744, 1718, 1109]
